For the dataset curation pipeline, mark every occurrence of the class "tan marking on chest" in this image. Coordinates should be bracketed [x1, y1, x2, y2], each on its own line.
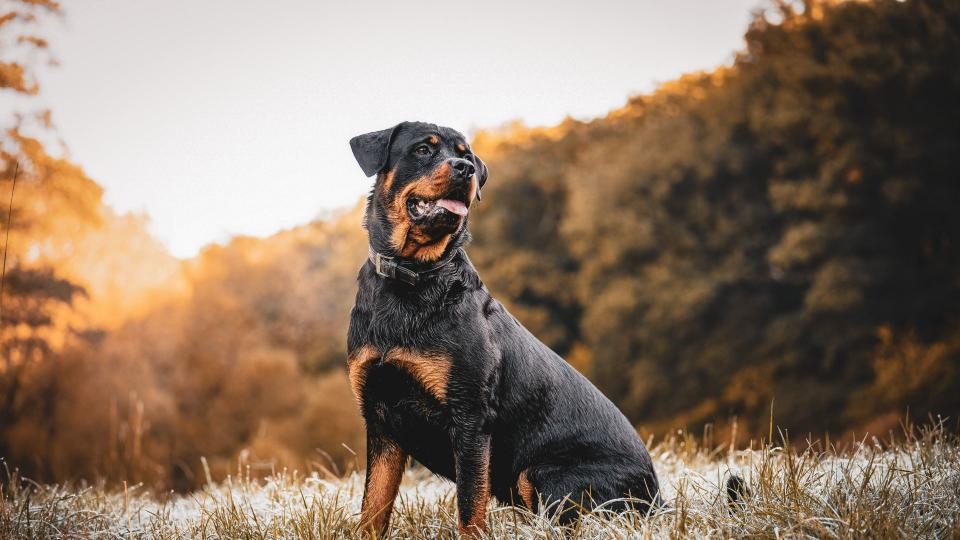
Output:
[348, 345, 380, 405]
[384, 348, 452, 403]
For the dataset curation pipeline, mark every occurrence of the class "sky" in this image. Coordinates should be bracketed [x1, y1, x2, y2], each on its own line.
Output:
[24, 0, 760, 258]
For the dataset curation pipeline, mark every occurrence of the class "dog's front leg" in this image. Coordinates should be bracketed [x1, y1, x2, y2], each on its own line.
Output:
[450, 420, 492, 536]
[359, 431, 407, 538]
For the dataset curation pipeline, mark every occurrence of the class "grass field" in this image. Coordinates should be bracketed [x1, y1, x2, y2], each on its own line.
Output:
[2, 422, 958, 539]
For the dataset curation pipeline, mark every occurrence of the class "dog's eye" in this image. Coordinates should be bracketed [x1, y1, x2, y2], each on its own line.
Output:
[414, 144, 431, 156]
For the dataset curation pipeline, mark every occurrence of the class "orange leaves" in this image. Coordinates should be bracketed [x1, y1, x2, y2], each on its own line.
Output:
[0, 61, 37, 94]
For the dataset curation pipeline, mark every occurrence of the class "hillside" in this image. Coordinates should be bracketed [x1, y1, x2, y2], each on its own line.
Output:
[468, 0, 960, 440]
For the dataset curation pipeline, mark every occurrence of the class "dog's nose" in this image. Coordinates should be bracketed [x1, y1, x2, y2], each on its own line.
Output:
[449, 158, 475, 179]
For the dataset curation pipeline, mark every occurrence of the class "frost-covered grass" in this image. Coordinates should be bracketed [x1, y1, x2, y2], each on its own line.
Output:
[2, 422, 959, 539]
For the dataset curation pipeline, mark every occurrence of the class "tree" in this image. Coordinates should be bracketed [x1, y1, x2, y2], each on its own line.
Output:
[0, 0, 104, 471]
[471, 0, 960, 440]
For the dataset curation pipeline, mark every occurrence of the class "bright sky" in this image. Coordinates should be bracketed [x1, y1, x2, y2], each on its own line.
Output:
[28, 0, 758, 258]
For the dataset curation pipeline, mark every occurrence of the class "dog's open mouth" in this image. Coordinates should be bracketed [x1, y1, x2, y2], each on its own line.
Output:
[407, 193, 469, 220]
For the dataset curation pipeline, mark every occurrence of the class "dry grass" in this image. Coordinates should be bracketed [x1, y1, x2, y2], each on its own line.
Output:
[2, 421, 959, 539]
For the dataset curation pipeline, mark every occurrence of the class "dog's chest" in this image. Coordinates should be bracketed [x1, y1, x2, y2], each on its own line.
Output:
[348, 345, 452, 405]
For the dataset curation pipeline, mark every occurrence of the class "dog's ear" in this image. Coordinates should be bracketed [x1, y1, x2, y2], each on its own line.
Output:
[350, 123, 403, 177]
[472, 154, 488, 201]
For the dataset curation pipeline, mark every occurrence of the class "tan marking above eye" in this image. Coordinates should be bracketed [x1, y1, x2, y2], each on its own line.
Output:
[456, 143, 466, 153]
[384, 348, 452, 402]
[428, 135, 439, 145]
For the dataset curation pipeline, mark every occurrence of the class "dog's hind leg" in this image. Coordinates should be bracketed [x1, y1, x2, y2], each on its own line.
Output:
[525, 461, 661, 526]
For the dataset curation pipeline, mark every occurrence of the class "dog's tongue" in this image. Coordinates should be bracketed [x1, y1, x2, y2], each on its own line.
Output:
[436, 199, 468, 216]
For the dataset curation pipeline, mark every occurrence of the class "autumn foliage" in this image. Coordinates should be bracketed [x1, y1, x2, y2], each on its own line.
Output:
[1, 0, 959, 490]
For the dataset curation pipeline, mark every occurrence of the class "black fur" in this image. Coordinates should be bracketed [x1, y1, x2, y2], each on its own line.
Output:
[726, 474, 749, 509]
[350, 124, 401, 177]
[347, 122, 660, 534]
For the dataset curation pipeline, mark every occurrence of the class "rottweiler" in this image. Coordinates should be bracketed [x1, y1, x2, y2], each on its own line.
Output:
[347, 121, 661, 536]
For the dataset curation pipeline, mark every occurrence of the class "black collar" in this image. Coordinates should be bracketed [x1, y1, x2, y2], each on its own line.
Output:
[368, 247, 462, 286]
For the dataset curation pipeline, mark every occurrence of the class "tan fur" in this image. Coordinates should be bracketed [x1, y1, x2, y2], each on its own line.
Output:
[379, 169, 395, 196]
[459, 443, 491, 535]
[402, 234, 451, 262]
[384, 348, 452, 402]
[350, 347, 451, 405]
[385, 162, 464, 262]
[348, 345, 380, 406]
[359, 440, 407, 537]
[517, 469, 535, 508]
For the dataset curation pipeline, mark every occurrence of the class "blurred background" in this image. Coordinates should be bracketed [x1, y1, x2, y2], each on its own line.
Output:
[0, 0, 958, 492]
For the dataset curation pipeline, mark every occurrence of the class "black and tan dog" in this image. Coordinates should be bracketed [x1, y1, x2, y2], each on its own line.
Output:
[347, 121, 661, 536]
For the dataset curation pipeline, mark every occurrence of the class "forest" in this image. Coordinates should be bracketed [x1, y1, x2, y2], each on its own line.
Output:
[1, 0, 958, 492]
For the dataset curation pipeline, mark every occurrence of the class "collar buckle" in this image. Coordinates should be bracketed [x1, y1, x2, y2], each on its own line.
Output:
[373, 252, 395, 279]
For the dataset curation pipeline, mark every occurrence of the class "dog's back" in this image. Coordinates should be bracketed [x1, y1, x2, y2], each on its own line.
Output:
[473, 284, 661, 516]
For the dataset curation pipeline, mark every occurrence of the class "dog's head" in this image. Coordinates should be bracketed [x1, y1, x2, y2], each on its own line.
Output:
[350, 121, 487, 263]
